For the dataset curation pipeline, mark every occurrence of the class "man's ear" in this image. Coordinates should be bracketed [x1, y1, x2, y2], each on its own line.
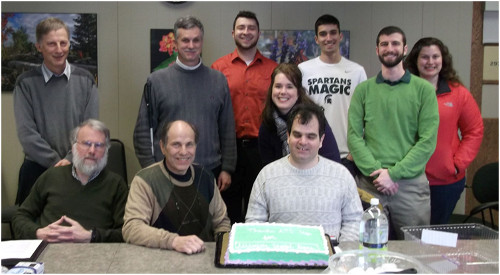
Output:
[319, 134, 325, 148]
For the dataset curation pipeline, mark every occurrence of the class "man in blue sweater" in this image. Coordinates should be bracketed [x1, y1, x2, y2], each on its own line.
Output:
[13, 17, 99, 205]
[133, 16, 236, 195]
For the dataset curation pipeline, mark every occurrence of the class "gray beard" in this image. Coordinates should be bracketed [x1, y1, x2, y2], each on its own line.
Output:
[72, 148, 108, 176]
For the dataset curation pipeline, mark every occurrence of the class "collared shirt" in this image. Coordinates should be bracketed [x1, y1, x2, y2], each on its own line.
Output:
[212, 49, 277, 138]
[72, 165, 101, 185]
[375, 69, 411, 86]
[436, 77, 452, 95]
[176, 56, 202, 70]
[41, 60, 71, 83]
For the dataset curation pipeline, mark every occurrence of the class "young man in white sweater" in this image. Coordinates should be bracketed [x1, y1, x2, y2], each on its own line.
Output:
[245, 104, 362, 242]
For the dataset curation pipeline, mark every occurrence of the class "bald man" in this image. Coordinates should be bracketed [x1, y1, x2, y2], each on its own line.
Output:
[123, 120, 230, 254]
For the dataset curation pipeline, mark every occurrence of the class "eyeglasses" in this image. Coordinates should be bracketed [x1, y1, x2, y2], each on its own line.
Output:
[76, 140, 106, 151]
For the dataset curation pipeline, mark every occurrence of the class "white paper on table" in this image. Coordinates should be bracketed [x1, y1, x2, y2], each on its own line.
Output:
[0, 239, 43, 259]
[421, 229, 458, 247]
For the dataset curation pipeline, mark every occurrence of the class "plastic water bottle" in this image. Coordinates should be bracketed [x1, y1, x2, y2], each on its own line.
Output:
[359, 198, 388, 250]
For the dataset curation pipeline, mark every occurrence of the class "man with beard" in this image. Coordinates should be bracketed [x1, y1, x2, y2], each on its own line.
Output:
[347, 26, 439, 239]
[12, 119, 128, 242]
[211, 11, 277, 223]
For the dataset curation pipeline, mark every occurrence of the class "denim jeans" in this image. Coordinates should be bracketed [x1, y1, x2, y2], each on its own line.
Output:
[430, 177, 466, 225]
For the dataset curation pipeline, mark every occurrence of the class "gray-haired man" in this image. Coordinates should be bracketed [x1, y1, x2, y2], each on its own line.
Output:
[13, 119, 128, 243]
[133, 16, 236, 197]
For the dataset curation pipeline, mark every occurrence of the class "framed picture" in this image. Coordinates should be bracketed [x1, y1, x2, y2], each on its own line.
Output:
[150, 29, 176, 72]
[483, 44, 498, 84]
[257, 30, 350, 64]
[1, 13, 98, 92]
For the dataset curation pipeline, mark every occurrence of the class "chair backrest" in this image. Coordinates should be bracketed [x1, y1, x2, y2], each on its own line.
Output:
[107, 139, 128, 183]
[472, 162, 499, 204]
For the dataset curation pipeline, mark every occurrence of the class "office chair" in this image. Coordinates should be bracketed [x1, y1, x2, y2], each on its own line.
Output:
[107, 138, 128, 184]
[450, 162, 499, 229]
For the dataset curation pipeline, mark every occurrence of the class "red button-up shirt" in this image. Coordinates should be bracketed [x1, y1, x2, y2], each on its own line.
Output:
[212, 49, 277, 138]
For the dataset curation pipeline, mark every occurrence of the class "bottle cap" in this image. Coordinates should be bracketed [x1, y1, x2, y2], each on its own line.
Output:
[370, 198, 379, 206]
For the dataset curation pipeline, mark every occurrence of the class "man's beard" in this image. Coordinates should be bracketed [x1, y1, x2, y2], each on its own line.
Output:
[378, 52, 405, 68]
[235, 37, 258, 50]
[72, 146, 108, 176]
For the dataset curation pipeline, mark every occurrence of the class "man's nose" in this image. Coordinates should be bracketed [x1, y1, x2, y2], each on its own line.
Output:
[55, 43, 63, 52]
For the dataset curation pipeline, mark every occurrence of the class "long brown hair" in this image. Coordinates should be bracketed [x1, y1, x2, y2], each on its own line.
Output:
[404, 37, 462, 86]
[261, 63, 315, 132]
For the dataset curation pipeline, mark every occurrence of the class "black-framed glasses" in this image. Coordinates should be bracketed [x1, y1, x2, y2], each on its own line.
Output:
[76, 140, 106, 151]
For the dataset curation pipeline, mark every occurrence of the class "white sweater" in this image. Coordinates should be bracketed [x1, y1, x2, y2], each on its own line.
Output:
[245, 156, 363, 242]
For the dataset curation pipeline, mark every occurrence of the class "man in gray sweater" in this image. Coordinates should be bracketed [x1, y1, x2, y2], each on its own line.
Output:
[246, 104, 362, 242]
[13, 17, 98, 205]
[133, 16, 236, 195]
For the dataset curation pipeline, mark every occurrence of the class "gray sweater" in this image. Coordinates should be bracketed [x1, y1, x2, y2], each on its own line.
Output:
[246, 156, 363, 242]
[133, 63, 236, 173]
[13, 65, 99, 168]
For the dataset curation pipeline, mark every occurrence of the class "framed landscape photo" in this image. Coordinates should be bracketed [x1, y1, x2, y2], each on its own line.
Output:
[1, 13, 98, 92]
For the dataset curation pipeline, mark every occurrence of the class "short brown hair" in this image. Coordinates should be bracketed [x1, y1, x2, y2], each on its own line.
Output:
[36, 17, 70, 43]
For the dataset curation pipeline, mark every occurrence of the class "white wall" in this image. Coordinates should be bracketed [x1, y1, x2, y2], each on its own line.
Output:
[2, 2, 479, 221]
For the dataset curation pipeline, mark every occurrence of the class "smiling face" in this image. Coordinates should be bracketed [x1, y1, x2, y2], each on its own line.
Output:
[376, 33, 407, 68]
[315, 23, 343, 57]
[160, 121, 197, 175]
[272, 73, 299, 115]
[174, 27, 203, 66]
[36, 28, 69, 75]
[232, 17, 259, 50]
[287, 115, 324, 169]
[417, 45, 442, 81]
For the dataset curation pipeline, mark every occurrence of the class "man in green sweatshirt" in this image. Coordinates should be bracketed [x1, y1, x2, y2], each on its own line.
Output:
[348, 26, 439, 240]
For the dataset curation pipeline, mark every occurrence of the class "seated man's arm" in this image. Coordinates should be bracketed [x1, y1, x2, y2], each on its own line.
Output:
[122, 176, 182, 250]
[209, 180, 231, 236]
[245, 172, 269, 223]
[93, 178, 129, 242]
[339, 174, 363, 242]
[12, 180, 47, 239]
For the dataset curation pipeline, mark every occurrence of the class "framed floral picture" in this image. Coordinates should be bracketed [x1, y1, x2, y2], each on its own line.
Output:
[150, 29, 176, 72]
[1, 13, 97, 92]
[257, 30, 350, 64]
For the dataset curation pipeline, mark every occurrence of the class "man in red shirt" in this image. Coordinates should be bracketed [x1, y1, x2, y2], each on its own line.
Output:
[212, 11, 277, 223]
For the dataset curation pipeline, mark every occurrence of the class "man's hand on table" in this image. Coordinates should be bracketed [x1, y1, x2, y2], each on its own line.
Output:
[172, 235, 206, 255]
